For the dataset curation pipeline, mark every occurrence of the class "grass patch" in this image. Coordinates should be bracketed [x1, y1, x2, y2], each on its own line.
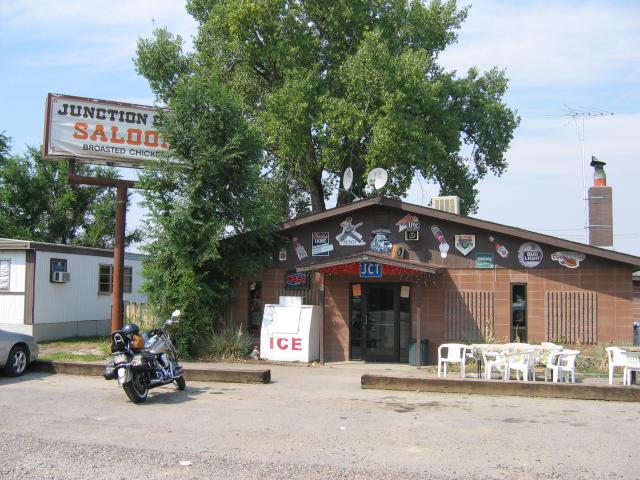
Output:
[39, 352, 109, 362]
[38, 336, 111, 361]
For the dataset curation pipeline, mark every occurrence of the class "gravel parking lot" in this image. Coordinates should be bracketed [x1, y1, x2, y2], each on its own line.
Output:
[1, 364, 638, 479]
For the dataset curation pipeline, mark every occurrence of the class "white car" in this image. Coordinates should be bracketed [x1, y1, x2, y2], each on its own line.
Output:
[0, 329, 39, 376]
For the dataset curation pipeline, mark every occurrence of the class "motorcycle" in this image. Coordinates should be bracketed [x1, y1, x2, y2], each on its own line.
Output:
[104, 310, 186, 403]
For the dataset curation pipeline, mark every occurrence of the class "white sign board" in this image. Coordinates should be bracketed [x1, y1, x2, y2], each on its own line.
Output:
[43, 93, 174, 167]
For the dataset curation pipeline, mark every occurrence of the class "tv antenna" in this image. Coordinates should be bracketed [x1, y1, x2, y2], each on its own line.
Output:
[551, 105, 613, 242]
[367, 167, 388, 191]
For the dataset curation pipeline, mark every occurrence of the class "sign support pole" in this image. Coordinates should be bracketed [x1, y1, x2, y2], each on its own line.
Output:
[68, 160, 136, 333]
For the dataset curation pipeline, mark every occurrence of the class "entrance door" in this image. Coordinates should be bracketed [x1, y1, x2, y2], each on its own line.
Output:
[350, 284, 411, 362]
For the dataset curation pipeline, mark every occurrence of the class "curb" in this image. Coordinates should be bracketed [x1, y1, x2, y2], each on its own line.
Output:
[361, 374, 640, 402]
[31, 360, 271, 384]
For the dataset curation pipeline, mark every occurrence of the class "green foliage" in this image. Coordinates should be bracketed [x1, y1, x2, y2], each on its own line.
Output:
[136, 0, 519, 214]
[199, 324, 255, 361]
[137, 72, 283, 356]
[0, 138, 141, 248]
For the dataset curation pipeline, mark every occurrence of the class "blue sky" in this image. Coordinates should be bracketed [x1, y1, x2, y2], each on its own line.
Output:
[1, 0, 639, 255]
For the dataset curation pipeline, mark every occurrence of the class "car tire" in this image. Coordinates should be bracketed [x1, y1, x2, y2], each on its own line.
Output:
[5, 345, 29, 377]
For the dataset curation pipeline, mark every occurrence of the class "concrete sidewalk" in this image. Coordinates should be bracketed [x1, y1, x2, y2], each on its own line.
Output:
[27, 358, 640, 402]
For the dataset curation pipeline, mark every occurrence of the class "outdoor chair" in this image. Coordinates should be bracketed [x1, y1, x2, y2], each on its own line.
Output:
[622, 351, 640, 386]
[437, 343, 469, 378]
[544, 349, 580, 383]
[507, 350, 537, 381]
[606, 347, 628, 385]
[482, 350, 508, 380]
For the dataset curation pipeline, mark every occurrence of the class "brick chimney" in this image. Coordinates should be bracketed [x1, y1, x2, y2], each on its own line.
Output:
[587, 156, 613, 247]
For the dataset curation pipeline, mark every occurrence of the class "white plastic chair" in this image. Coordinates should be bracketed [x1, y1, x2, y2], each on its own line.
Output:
[507, 350, 537, 381]
[437, 343, 469, 378]
[483, 350, 508, 380]
[622, 351, 640, 386]
[606, 347, 628, 385]
[541, 342, 563, 350]
[545, 349, 580, 383]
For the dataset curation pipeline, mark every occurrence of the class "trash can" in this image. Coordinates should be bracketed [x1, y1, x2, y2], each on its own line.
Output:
[409, 338, 429, 366]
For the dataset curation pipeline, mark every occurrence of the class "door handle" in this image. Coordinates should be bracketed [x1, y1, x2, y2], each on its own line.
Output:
[364, 314, 368, 326]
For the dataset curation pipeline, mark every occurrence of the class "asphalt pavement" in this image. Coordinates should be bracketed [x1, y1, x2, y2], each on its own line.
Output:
[0, 363, 638, 479]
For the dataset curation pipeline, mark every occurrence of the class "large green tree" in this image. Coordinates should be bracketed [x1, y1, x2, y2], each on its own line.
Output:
[0, 135, 140, 248]
[136, 73, 283, 354]
[136, 0, 519, 215]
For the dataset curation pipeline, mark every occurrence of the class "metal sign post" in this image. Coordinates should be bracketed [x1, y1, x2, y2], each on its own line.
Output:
[68, 160, 136, 332]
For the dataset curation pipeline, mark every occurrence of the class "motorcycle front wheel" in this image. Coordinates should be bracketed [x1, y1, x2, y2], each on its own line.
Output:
[174, 375, 186, 390]
[123, 371, 148, 403]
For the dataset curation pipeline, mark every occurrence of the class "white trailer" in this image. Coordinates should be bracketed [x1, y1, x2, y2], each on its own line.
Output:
[0, 238, 147, 341]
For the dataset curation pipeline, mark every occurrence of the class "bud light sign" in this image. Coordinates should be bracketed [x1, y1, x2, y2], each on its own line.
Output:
[285, 270, 311, 289]
[360, 262, 382, 278]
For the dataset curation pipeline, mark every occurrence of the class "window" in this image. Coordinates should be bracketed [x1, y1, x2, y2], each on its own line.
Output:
[50, 258, 67, 282]
[99, 265, 133, 294]
[0, 259, 10, 290]
[511, 284, 527, 342]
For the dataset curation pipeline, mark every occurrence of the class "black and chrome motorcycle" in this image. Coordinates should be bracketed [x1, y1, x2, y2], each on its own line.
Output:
[104, 310, 186, 403]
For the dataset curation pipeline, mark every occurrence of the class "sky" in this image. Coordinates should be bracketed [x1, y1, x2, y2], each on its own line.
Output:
[1, 0, 639, 256]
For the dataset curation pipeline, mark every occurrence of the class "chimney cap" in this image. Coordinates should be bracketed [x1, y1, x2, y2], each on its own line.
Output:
[590, 155, 606, 168]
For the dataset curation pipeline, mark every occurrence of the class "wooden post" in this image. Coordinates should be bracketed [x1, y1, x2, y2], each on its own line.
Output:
[111, 184, 127, 332]
[67, 160, 135, 333]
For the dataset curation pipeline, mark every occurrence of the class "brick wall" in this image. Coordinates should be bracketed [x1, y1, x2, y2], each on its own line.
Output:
[232, 265, 635, 364]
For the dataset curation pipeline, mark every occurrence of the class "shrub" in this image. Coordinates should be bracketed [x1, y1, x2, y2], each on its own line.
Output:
[199, 324, 254, 361]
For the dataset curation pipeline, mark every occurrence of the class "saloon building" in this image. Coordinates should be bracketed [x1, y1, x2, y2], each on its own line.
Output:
[231, 194, 640, 364]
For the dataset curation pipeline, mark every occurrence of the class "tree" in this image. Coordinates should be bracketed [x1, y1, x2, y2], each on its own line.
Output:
[136, 73, 283, 354]
[0, 137, 140, 248]
[135, 0, 519, 215]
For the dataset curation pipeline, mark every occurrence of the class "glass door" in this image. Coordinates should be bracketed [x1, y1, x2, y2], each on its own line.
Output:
[364, 285, 397, 362]
[350, 283, 411, 362]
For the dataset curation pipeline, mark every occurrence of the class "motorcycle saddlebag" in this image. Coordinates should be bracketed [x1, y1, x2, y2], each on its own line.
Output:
[103, 361, 117, 380]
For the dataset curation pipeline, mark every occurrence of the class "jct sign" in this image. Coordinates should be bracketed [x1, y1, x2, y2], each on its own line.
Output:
[43, 93, 176, 167]
[360, 262, 382, 278]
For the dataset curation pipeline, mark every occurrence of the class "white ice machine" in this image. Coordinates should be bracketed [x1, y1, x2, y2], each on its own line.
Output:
[260, 296, 322, 362]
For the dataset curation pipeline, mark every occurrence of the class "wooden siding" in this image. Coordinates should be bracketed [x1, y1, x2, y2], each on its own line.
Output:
[444, 290, 495, 341]
[545, 291, 597, 344]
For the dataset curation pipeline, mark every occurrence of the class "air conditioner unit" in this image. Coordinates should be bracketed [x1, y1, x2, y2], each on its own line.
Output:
[431, 195, 461, 214]
[51, 271, 71, 283]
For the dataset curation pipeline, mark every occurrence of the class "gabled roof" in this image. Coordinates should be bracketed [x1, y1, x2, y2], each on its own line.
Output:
[279, 197, 640, 270]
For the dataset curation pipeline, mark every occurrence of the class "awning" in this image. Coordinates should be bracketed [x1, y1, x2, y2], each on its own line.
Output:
[295, 253, 440, 276]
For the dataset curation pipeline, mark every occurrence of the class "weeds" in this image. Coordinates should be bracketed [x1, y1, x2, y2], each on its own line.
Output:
[198, 324, 254, 361]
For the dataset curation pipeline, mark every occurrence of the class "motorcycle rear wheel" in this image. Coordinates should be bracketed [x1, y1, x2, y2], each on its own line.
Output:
[123, 371, 148, 403]
[174, 375, 186, 390]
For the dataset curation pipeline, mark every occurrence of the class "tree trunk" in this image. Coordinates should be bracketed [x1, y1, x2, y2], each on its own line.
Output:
[309, 169, 325, 213]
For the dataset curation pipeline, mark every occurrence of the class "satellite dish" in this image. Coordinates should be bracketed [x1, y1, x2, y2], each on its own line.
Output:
[367, 168, 388, 190]
[342, 167, 353, 191]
